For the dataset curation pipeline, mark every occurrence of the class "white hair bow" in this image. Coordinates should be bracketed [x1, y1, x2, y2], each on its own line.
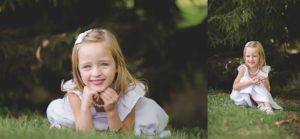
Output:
[245, 41, 252, 47]
[74, 29, 93, 45]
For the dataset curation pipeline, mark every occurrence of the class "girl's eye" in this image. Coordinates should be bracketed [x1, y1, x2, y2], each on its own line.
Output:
[101, 63, 109, 66]
[82, 65, 91, 69]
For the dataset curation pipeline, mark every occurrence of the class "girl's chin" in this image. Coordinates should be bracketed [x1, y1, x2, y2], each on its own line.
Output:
[247, 64, 256, 67]
[90, 85, 107, 93]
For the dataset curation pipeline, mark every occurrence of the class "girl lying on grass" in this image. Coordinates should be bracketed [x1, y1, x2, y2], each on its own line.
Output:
[46, 29, 170, 137]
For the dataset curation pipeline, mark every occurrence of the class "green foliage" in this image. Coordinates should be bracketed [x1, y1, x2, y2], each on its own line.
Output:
[0, 0, 79, 12]
[209, 0, 290, 47]
[176, 0, 207, 28]
[0, 29, 38, 92]
[208, 0, 300, 92]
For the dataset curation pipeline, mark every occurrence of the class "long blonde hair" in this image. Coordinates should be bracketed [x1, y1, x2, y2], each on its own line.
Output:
[243, 41, 266, 69]
[71, 29, 147, 94]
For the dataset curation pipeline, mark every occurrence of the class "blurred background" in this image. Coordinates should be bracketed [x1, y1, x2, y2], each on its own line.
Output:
[0, 0, 207, 130]
[208, 0, 300, 100]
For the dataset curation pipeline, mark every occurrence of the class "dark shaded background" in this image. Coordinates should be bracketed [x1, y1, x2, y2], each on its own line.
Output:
[208, 0, 300, 100]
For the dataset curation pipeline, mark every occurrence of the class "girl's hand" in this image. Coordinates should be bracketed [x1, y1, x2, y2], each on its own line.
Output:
[250, 76, 260, 85]
[100, 88, 119, 113]
[259, 76, 266, 83]
[82, 86, 99, 108]
[258, 76, 268, 87]
[252, 76, 267, 86]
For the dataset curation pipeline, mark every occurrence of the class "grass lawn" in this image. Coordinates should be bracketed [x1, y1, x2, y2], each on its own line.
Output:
[208, 93, 300, 139]
[0, 108, 205, 139]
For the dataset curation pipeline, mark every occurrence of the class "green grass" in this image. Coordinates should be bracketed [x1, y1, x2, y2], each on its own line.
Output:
[0, 108, 205, 139]
[208, 93, 300, 139]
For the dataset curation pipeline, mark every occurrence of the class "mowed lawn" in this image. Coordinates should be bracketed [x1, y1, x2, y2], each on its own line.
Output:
[0, 108, 205, 139]
[208, 93, 300, 139]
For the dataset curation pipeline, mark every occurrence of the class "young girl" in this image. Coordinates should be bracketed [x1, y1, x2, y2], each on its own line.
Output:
[46, 29, 170, 137]
[230, 41, 283, 114]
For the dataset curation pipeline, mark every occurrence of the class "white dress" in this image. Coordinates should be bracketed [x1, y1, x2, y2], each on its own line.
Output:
[46, 80, 170, 137]
[230, 64, 283, 110]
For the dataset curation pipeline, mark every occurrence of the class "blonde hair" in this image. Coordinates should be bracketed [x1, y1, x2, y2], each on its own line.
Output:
[243, 41, 266, 69]
[71, 29, 147, 94]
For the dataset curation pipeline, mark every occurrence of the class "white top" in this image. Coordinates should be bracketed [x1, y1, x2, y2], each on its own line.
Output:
[47, 80, 170, 137]
[230, 64, 283, 110]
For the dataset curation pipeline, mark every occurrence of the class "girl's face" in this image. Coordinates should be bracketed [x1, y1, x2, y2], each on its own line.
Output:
[244, 47, 259, 69]
[78, 43, 116, 92]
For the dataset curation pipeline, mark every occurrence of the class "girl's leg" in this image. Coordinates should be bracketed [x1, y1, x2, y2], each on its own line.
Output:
[257, 103, 273, 114]
[250, 94, 273, 114]
[249, 94, 263, 106]
[256, 101, 265, 111]
[264, 102, 272, 108]
[260, 102, 273, 114]
[250, 94, 266, 111]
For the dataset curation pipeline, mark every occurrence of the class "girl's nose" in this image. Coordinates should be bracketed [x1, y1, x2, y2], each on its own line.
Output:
[92, 67, 102, 76]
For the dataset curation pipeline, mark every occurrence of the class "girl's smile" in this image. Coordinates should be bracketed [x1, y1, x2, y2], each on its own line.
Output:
[89, 79, 105, 85]
[247, 61, 256, 66]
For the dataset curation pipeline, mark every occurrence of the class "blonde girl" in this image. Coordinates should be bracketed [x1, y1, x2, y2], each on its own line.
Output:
[46, 29, 170, 137]
[230, 41, 283, 114]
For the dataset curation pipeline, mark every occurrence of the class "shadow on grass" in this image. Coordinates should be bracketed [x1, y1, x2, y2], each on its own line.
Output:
[280, 101, 300, 112]
[0, 106, 45, 118]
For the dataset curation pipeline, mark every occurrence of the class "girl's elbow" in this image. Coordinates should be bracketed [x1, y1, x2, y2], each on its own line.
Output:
[121, 117, 135, 133]
[77, 127, 94, 133]
[76, 123, 94, 133]
[232, 84, 240, 91]
[121, 126, 134, 133]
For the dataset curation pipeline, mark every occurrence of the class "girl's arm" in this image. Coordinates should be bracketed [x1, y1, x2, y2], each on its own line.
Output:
[261, 77, 271, 92]
[100, 88, 124, 132]
[121, 106, 135, 132]
[106, 108, 122, 132]
[107, 105, 135, 133]
[101, 88, 135, 133]
[232, 66, 254, 90]
[67, 92, 95, 133]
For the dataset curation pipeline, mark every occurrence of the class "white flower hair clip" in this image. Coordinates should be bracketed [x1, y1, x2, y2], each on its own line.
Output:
[74, 29, 93, 45]
[245, 41, 253, 47]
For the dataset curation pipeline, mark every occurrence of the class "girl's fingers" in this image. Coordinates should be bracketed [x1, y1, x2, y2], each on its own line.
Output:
[103, 88, 117, 97]
[84, 86, 98, 96]
[100, 92, 109, 101]
[98, 88, 119, 112]
[100, 91, 118, 104]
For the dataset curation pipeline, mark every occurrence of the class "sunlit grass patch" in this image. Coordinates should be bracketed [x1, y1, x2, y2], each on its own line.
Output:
[208, 93, 300, 139]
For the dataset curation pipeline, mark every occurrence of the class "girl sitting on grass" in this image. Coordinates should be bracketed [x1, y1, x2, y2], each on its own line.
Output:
[230, 41, 283, 114]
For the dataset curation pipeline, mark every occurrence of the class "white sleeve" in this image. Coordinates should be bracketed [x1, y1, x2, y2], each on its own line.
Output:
[237, 64, 246, 72]
[261, 65, 271, 77]
[61, 79, 76, 92]
[117, 83, 146, 121]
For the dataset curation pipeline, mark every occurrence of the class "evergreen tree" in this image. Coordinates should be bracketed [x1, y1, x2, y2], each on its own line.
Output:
[208, 0, 300, 93]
